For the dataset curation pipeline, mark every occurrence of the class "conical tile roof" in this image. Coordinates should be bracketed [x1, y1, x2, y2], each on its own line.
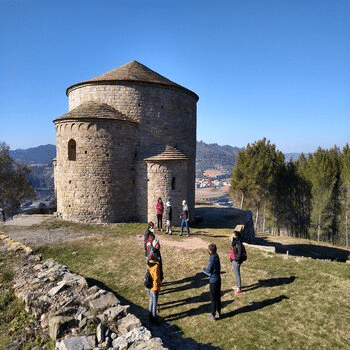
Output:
[144, 145, 188, 161]
[54, 101, 136, 123]
[66, 61, 198, 100]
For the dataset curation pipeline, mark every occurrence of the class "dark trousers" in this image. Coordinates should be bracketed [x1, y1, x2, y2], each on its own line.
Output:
[157, 214, 163, 230]
[209, 280, 221, 316]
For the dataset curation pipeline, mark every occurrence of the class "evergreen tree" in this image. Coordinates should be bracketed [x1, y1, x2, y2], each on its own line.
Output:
[273, 160, 311, 238]
[302, 147, 340, 242]
[339, 144, 350, 246]
[230, 138, 285, 232]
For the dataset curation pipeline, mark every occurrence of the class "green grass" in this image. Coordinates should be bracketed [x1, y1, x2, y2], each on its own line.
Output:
[4, 220, 350, 350]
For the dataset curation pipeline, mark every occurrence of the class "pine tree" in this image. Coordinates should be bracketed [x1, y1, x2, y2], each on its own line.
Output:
[302, 148, 340, 242]
[339, 144, 350, 246]
[230, 138, 285, 232]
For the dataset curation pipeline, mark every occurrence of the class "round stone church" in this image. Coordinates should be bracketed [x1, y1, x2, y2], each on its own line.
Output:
[53, 60, 199, 223]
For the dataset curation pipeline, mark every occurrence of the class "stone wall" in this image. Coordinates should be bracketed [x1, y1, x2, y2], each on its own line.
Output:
[55, 120, 138, 223]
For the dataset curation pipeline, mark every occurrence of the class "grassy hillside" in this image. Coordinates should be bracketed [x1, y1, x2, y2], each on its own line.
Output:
[1, 220, 349, 349]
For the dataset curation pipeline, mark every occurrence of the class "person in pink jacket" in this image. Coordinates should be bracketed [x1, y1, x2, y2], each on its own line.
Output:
[156, 197, 164, 231]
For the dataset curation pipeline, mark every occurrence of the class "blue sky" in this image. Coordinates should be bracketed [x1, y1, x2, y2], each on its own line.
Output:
[0, 0, 348, 154]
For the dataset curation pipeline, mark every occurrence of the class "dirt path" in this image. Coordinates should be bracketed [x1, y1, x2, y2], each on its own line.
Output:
[2, 214, 52, 226]
[1, 214, 210, 251]
[0, 214, 90, 247]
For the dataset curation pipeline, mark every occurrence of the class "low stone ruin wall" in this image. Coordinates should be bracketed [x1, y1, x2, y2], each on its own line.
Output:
[1, 233, 167, 350]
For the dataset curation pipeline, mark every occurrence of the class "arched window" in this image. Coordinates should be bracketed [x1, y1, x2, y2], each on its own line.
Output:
[171, 176, 176, 190]
[68, 139, 76, 161]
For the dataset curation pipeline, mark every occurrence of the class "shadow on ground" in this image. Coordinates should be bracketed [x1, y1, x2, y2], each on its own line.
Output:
[194, 206, 245, 229]
[243, 276, 296, 292]
[221, 295, 289, 320]
[194, 206, 350, 262]
[86, 277, 221, 350]
[254, 236, 350, 262]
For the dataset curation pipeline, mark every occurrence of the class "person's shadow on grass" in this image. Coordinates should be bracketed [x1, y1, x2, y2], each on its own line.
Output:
[160, 288, 233, 310]
[161, 294, 233, 322]
[221, 295, 289, 319]
[161, 272, 211, 295]
[161, 271, 227, 293]
[242, 276, 296, 292]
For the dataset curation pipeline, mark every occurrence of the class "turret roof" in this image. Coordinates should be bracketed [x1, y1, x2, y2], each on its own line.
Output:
[53, 101, 136, 123]
[66, 61, 199, 100]
[144, 145, 188, 161]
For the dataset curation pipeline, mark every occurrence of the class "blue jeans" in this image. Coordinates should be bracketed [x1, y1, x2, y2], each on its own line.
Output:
[180, 219, 190, 235]
[149, 290, 159, 317]
[231, 260, 241, 288]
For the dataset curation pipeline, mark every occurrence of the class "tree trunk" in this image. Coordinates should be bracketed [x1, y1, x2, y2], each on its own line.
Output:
[240, 192, 244, 209]
[255, 208, 259, 233]
[346, 210, 349, 247]
[317, 214, 321, 242]
[262, 201, 267, 234]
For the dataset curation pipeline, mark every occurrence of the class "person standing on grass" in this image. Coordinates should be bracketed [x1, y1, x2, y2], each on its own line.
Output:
[202, 243, 221, 320]
[145, 232, 156, 262]
[148, 252, 162, 324]
[151, 239, 164, 282]
[165, 201, 172, 235]
[180, 200, 190, 237]
[230, 230, 242, 294]
[156, 197, 164, 231]
[144, 222, 155, 256]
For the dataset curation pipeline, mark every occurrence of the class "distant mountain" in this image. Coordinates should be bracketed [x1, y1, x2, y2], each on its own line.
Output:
[196, 141, 241, 177]
[9, 143, 300, 182]
[10, 144, 56, 165]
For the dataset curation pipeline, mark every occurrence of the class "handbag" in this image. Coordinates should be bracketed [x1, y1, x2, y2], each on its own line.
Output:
[144, 269, 153, 289]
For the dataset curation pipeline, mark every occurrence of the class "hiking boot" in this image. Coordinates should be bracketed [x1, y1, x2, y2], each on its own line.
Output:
[215, 312, 221, 320]
[208, 314, 216, 321]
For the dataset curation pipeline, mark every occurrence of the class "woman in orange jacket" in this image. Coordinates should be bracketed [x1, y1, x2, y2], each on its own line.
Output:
[147, 253, 162, 324]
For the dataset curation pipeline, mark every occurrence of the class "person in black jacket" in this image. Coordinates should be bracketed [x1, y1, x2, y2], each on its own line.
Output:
[202, 243, 221, 320]
[230, 230, 242, 294]
[144, 222, 155, 257]
[180, 200, 190, 237]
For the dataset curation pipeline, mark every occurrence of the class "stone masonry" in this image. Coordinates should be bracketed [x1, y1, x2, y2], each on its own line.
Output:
[53, 61, 199, 224]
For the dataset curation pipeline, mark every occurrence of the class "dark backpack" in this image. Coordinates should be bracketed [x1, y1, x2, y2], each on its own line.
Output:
[144, 269, 153, 289]
[240, 243, 247, 263]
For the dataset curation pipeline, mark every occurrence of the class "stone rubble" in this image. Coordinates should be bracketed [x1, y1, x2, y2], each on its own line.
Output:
[8, 247, 168, 350]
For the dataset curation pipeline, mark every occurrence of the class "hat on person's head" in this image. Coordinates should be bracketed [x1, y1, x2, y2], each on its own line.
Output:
[166, 201, 171, 206]
[182, 200, 186, 206]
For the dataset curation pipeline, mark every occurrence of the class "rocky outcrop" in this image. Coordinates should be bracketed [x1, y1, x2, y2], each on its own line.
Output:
[7, 246, 167, 350]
